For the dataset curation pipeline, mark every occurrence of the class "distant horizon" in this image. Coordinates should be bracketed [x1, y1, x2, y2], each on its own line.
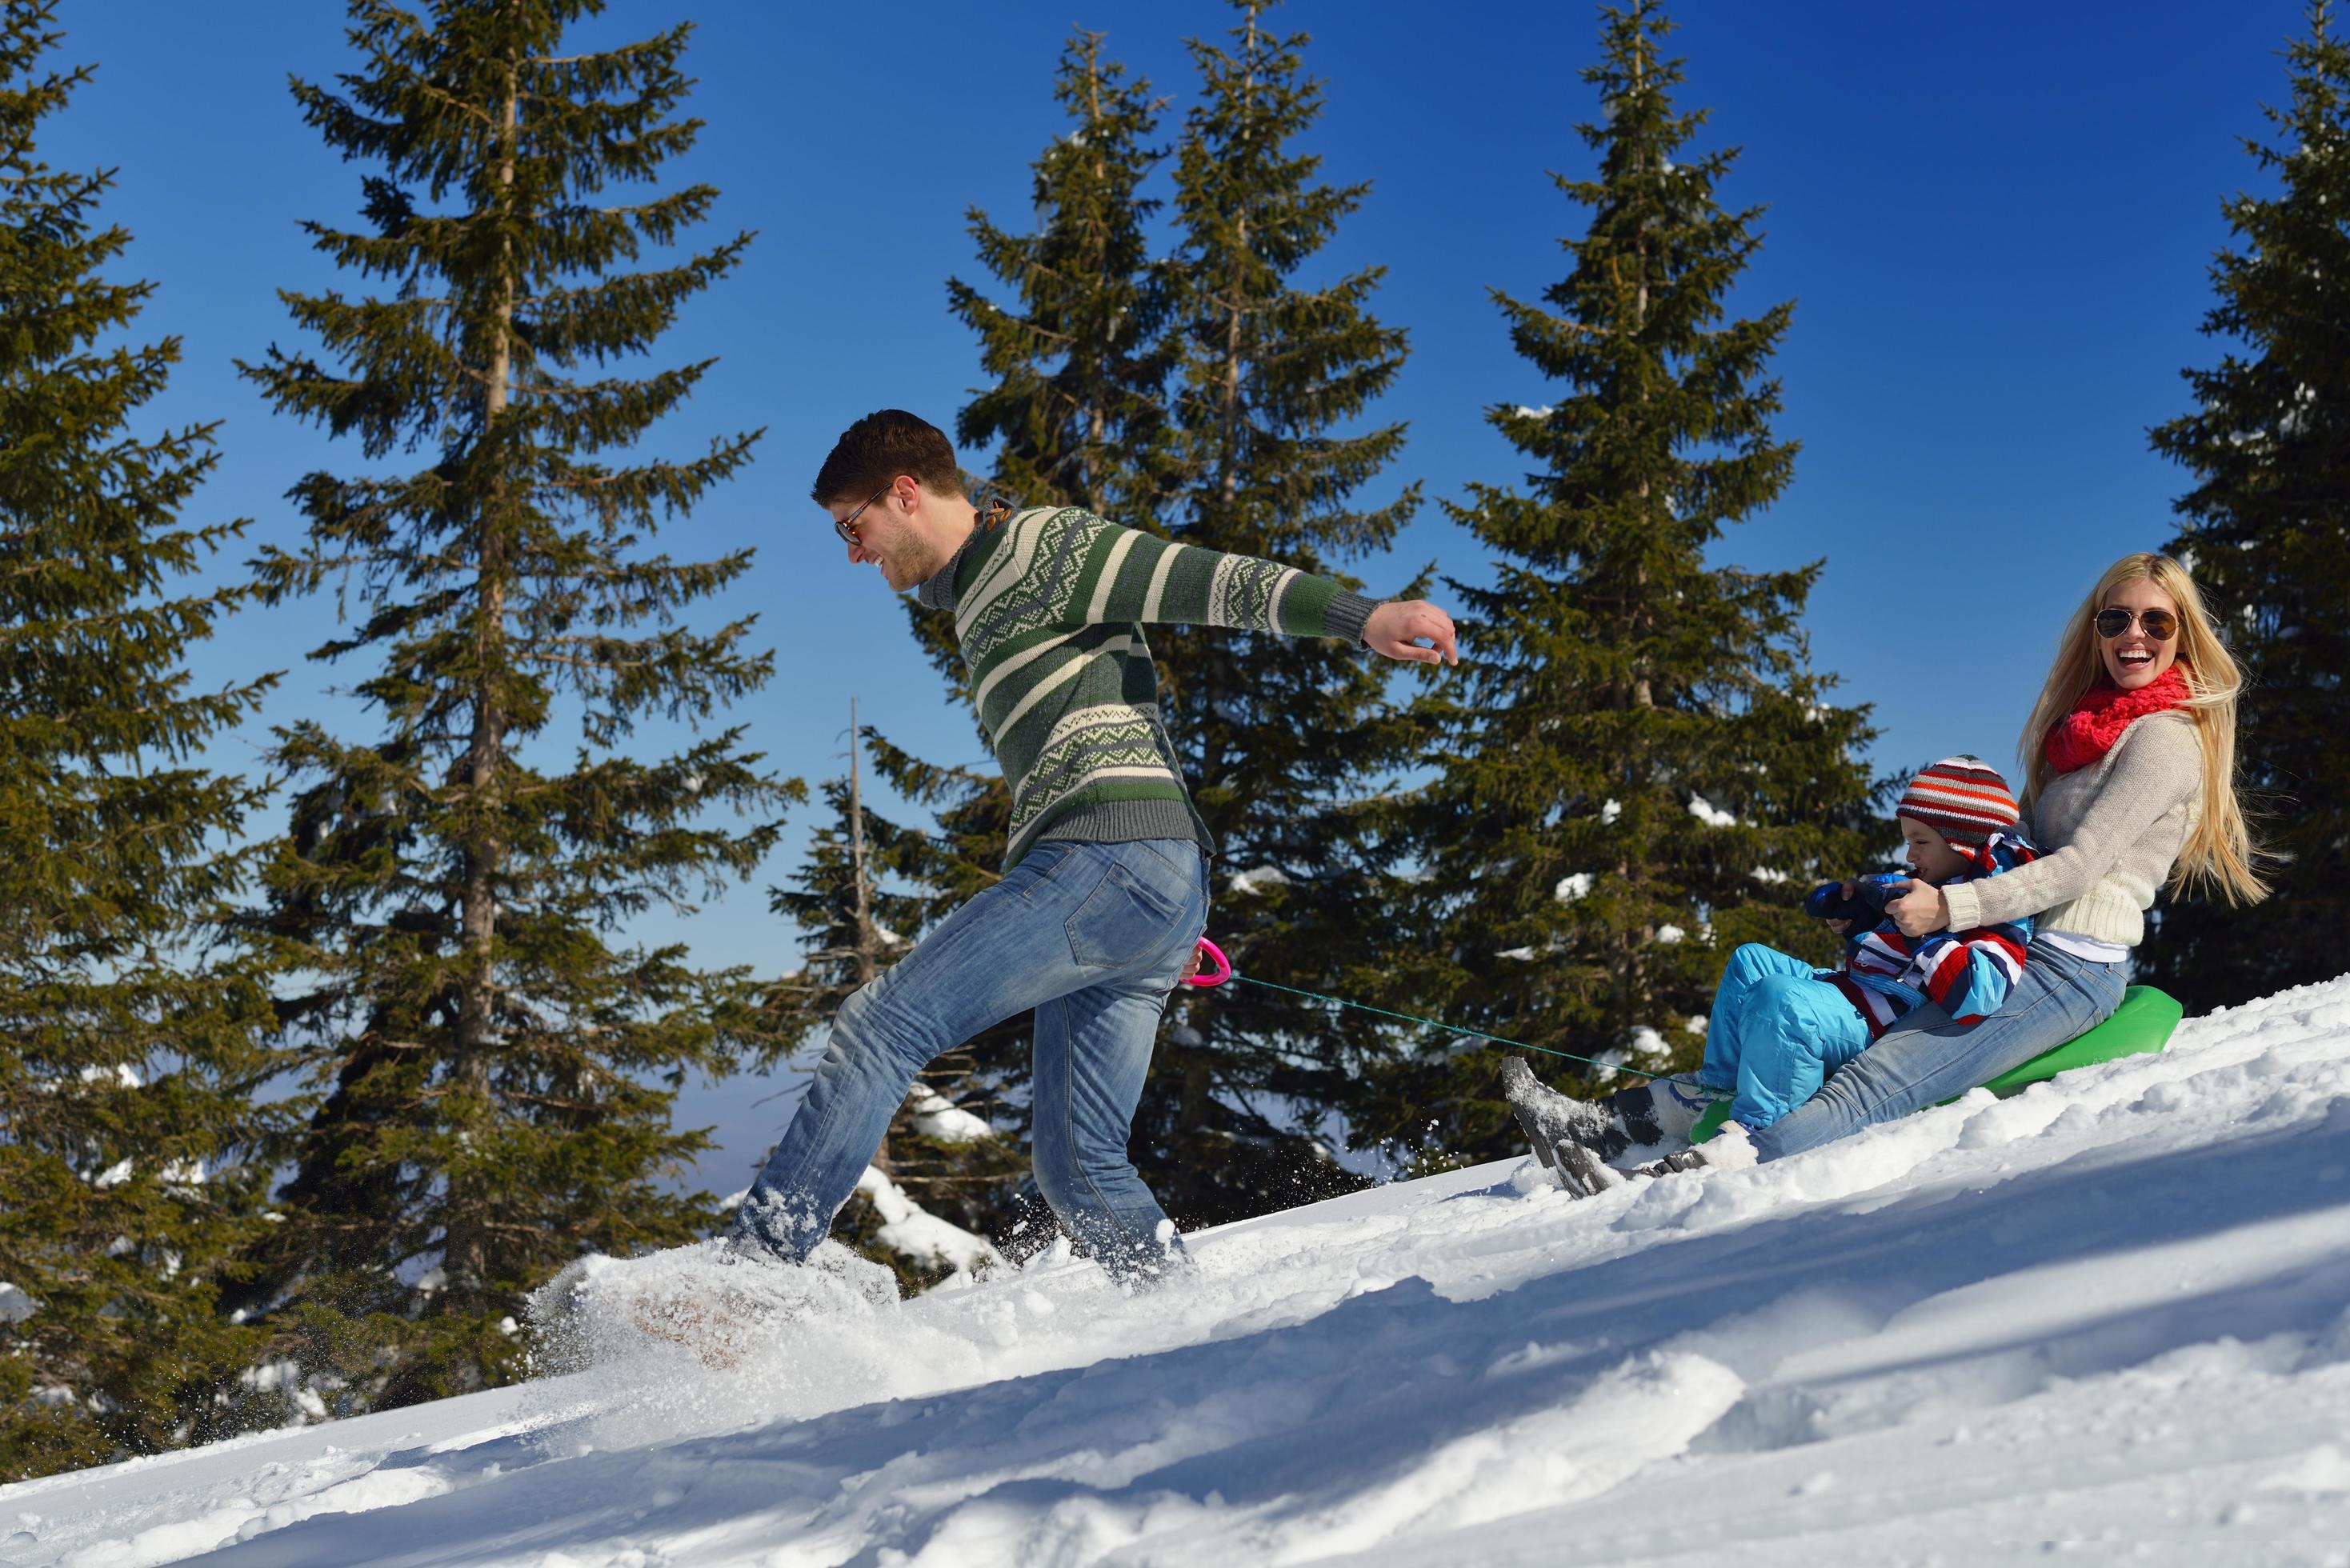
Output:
[33, 0, 2309, 1191]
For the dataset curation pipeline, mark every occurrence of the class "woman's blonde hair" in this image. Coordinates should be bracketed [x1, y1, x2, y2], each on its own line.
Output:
[2018, 552, 2266, 906]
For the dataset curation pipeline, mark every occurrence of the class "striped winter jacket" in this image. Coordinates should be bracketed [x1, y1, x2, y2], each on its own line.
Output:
[1824, 832, 2040, 1037]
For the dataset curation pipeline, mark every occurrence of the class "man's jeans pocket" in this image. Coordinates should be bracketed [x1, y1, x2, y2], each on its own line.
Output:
[1067, 858, 1188, 970]
[1012, 841, 1077, 897]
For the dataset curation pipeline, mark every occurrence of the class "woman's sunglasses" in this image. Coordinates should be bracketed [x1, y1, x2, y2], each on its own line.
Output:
[2095, 607, 2177, 642]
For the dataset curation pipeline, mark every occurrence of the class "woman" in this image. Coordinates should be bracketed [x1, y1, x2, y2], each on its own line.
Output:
[1735, 550, 2268, 1162]
[1507, 551, 2268, 1185]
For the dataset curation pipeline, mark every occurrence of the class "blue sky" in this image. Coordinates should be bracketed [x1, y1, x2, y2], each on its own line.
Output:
[42, 0, 2306, 1190]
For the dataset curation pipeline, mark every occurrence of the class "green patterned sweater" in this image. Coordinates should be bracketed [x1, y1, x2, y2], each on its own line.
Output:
[915, 506, 1381, 868]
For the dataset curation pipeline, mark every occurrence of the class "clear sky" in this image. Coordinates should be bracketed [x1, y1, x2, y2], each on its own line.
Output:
[40, 0, 2308, 1193]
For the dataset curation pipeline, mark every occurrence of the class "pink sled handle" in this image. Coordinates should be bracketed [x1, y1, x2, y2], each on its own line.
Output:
[1183, 937, 1231, 988]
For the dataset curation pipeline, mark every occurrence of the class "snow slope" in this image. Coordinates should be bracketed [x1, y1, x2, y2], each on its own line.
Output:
[10, 977, 2350, 1566]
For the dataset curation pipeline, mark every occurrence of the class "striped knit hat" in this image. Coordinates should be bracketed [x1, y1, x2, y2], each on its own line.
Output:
[1896, 755, 2020, 848]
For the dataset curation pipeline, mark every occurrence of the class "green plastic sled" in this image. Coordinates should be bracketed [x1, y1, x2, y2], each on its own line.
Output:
[1688, 985, 2183, 1144]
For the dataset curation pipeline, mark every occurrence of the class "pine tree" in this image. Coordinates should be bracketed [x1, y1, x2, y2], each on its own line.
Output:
[947, 27, 1171, 522]
[0, 2, 294, 1478]
[2143, 0, 2350, 1010]
[757, 705, 1023, 1295]
[1364, 0, 1879, 1161]
[1127, 0, 1422, 1224]
[231, 0, 797, 1410]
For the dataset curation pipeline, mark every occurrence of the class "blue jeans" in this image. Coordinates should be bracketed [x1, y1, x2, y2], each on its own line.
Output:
[1701, 944, 1874, 1130]
[1748, 938, 2128, 1162]
[733, 838, 1208, 1282]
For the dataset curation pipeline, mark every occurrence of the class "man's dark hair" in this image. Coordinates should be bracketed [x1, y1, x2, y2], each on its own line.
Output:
[810, 409, 963, 505]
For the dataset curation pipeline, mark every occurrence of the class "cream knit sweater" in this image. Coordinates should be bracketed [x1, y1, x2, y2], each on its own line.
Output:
[1941, 710, 2201, 948]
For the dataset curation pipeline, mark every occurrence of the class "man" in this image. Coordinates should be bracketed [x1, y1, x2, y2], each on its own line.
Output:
[731, 409, 1457, 1285]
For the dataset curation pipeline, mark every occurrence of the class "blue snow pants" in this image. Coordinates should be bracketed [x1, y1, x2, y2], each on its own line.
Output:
[1699, 943, 1874, 1130]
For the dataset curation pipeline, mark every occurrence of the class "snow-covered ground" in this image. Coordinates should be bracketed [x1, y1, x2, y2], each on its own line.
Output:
[10, 977, 2350, 1566]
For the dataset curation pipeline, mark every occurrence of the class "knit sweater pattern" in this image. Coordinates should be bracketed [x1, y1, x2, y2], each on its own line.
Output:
[915, 506, 1380, 868]
[1942, 710, 2201, 948]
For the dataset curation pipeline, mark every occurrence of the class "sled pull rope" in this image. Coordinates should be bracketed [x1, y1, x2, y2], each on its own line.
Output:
[1222, 970, 1725, 1098]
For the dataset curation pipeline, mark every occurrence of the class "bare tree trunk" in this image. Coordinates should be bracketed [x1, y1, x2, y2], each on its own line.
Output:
[1629, 42, 1655, 716]
[448, 61, 519, 1304]
[846, 696, 897, 1174]
[1081, 51, 1106, 514]
[847, 695, 878, 991]
[1217, 10, 1257, 520]
[1622, 38, 1655, 1018]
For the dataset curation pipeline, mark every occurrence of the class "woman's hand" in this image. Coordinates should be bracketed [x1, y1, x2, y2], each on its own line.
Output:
[1886, 879, 1950, 938]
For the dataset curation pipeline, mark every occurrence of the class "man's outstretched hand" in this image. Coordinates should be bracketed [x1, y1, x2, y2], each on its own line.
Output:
[1364, 600, 1459, 666]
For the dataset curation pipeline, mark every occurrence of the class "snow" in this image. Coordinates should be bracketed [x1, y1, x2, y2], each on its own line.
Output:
[1553, 872, 1592, 903]
[10, 977, 2350, 1564]
[1226, 865, 1291, 896]
[1587, 1045, 1632, 1082]
[855, 1166, 1002, 1277]
[0, 1281, 34, 1324]
[1687, 794, 1739, 828]
[238, 1362, 328, 1423]
[905, 1085, 992, 1144]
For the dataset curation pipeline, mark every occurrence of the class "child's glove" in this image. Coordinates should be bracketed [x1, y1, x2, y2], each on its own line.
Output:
[1804, 872, 1908, 926]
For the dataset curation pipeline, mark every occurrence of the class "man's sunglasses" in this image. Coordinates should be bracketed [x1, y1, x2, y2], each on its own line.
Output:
[835, 483, 890, 546]
[2095, 607, 2177, 642]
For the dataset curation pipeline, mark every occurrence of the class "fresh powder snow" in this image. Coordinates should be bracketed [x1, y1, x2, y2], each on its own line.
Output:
[6, 978, 2350, 1565]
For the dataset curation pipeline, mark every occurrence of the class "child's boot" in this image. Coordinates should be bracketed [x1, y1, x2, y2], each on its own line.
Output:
[1499, 1056, 1626, 1198]
[1602, 1076, 1715, 1149]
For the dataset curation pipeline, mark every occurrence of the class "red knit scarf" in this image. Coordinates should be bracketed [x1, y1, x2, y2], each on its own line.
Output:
[2044, 665, 2192, 774]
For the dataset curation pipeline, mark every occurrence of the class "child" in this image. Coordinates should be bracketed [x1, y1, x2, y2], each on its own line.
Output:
[1503, 756, 2039, 1195]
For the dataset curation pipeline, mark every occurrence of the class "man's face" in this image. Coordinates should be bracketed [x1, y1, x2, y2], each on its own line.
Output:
[828, 477, 936, 592]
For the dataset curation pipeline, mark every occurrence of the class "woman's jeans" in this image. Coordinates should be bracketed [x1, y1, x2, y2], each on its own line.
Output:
[732, 838, 1207, 1282]
[1747, 937, 2127, 1162]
